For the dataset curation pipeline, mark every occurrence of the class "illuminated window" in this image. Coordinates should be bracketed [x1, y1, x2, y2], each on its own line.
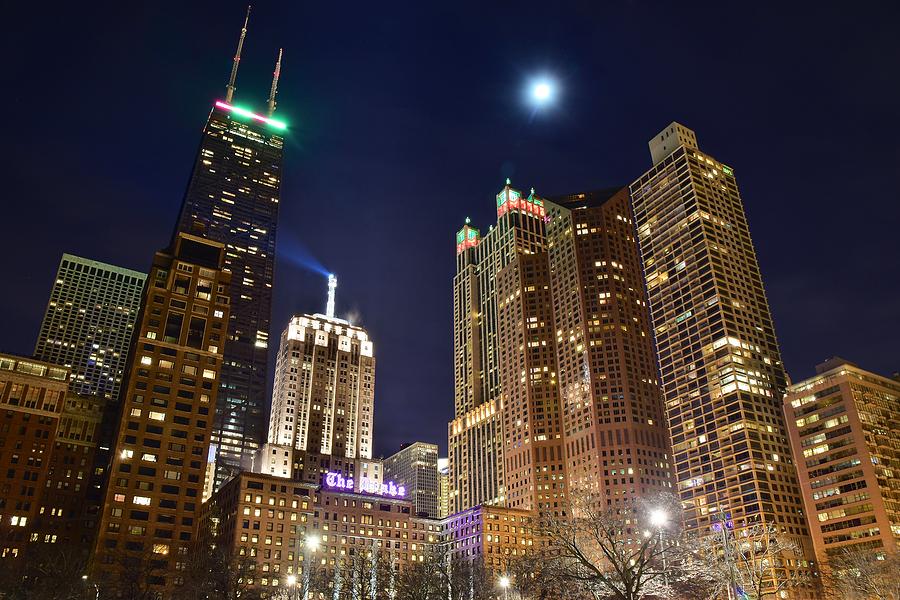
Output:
[133, 496, 152, 506]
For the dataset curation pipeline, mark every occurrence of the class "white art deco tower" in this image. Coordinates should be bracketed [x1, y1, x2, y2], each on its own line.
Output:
[262, 275, 377, 484]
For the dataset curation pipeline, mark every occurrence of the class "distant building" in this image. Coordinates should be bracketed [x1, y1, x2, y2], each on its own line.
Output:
[261, 276, 376, 487]
[34, 254, 145, 401]
[629, 123, 816, 587]
[384, 442, 440, 517]
[443, 505, 535, 573]
[0, 354, 69, 564]
[438, 458, 450, 518]
[91, 233, 231, 593]
[785, 359, 900, 565]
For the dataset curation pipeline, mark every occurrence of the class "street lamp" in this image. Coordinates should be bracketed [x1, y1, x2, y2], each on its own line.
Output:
[649, 508, 669, 587]
[299, 533, 320, 600]
[498, 575, 511, 600]
[81, 575, 99, 600]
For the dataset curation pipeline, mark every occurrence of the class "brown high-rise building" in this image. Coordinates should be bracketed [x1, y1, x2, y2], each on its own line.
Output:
[545, 189, 673, 505]
[784, 359, 900, 566]
[91, 233, 230, 593]
[450, 182, 566, 514]
[629, 123, 816, 586]
[0, 354, 68, 563]
[32, 393, 117, 552]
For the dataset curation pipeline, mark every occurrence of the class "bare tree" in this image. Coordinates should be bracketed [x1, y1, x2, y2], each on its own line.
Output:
[0, 541, 90, 600]
[172, 546, 264, 600]
[328, 548, 395, 600]
[824, 547, 900, 600]
[394, 547, 449, 600]
[690, 516, 811, 600]
[538, 490, 694, 600]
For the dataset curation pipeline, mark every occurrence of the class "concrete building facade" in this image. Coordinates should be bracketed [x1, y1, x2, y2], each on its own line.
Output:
[384, 442, 440, 518]
[785, 359, 900, 566]
[34, 254, 145, 401]
[546, 188, 673, 507]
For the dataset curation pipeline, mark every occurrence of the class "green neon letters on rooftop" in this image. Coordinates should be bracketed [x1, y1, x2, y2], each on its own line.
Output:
[215, 101, 287, 130]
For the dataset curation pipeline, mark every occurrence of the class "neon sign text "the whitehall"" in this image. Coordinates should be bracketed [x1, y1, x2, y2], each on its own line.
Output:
[323, 472, 406, 498]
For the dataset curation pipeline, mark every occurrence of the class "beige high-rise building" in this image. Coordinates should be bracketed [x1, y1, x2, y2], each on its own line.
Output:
[260, 276, 377, 488]
[450, 182, 566, 515]
[629, 123, 816, 587]
[784, 358, 900, 566]
[545, 189, 673, 505]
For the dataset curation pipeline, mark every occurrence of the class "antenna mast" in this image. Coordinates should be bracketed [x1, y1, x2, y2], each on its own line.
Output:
[267, 48, 283, 116]
[225, 5, 251, 103]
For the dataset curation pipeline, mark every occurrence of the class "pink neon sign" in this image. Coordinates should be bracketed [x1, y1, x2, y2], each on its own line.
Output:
[323, 472, 406, 498]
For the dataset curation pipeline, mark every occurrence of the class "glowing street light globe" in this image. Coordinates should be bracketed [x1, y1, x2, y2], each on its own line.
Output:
[649, 508, 668, 528]
[287, 574, 297, 586]
[499, 576, 511, 589]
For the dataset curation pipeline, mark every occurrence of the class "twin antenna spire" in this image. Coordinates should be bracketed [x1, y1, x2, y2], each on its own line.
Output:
[224, 5, 283, 116]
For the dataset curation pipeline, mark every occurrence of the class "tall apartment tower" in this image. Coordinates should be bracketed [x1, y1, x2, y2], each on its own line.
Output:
[545, 189, 673, 505]
[630, 123, 815, 581]
[384, 442, 440, 517]
[262, 279, 376, 485]
[34, 254, 146, 401]
[450, 182, 567, 514]
[91, 233, 230, 593]
[784, 359, 900, 567]
[174, 12, 286, 485]
[450, 218, 504, 514]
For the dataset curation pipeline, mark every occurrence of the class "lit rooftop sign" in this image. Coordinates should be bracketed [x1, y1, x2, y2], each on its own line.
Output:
[323, 471, 406, 498]
[215, 101, 287, 130]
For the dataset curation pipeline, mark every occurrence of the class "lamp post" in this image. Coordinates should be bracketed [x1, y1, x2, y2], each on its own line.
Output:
[286, 574, 298, 600]
[302, 534, 320, 600]
[649, 509, 669, 588]
[81, 575, 99, 600]
[498, 575, 510, 600]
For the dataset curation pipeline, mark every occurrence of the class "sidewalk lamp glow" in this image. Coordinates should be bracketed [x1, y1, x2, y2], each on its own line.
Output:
[287, 574, 297, 586]
[499, 576, 510, 588]
[650, 508, 668, 528]
[306, 534, 320, 551]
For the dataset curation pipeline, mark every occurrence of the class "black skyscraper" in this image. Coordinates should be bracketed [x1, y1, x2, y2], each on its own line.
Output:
[174, 9, 285, 487]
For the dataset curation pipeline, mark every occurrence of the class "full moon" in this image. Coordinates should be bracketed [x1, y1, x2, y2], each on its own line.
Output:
[533, 82, 553, 102]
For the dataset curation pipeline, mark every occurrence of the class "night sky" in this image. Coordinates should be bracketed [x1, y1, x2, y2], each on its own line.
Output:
[3, 2, 898, 457]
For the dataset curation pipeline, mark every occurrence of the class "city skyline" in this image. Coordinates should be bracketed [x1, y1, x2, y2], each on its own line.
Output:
[4, 2, 899, 457]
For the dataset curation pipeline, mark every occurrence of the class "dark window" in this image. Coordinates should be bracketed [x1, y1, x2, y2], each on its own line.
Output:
[186, 317, 206, 349]
[164, 312, 183, 344]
